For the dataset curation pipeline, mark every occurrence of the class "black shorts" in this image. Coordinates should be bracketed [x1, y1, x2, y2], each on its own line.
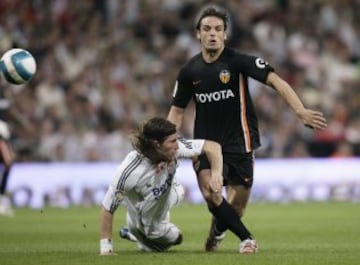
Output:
[194, 152, 254, 188]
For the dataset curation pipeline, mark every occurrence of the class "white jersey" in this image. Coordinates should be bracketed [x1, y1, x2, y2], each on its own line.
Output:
[102, 138, 204, 235]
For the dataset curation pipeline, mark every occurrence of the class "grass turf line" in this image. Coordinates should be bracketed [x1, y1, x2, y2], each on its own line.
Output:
[0, 202, 359, 265]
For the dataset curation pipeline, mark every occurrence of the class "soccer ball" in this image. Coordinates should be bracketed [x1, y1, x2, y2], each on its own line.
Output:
[0, 48, 37, 85]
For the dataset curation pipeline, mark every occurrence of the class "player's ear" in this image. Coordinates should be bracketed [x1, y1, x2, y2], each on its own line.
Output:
[224, 32, 228, 40]
[196, 31, 201, 40]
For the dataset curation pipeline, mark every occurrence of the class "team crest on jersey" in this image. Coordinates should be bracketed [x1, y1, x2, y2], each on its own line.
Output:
[114, 191, 124, 201]
[219, 70, 230, 84]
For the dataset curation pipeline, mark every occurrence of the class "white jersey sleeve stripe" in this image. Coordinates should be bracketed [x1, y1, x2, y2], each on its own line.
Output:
[116, 156, 142, 191]
[177, 137, 205, 158]
[109, 195, 120, 214]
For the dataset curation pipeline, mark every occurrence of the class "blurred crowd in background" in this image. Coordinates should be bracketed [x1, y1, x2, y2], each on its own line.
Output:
[0, 0, 359, 162]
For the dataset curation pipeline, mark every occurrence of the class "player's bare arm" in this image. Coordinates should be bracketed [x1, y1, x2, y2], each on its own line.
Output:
[168, 108, 223, 192]
[167, 106, 185, 131]
[100, 207, 116, 255]
[266, 72, 327, 130]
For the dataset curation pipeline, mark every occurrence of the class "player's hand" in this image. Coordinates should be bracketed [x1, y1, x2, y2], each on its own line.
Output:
[100, 238, 115, 256]
[299, 109, 327, 130]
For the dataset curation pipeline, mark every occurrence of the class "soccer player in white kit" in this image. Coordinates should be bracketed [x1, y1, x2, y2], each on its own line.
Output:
[100, 117, 223, 254]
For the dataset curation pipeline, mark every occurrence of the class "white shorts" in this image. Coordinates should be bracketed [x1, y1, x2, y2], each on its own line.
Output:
[126, 212, 181, 252]
[126, 183, 184, 252]
[168, 179, 184, 208]
[102, 178, 185, 251]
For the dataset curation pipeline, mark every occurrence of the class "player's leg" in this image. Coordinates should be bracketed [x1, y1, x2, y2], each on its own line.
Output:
[168, 177, 185, 208]
[194, 155, 226, 250]
[226, 185, 257, 253]
[0, 139, 15, 217]
[197, 168, 253, 252]
[119, 227, 138, 242]
[195, 167, 225, 250]
[127, 213, 183, 252]
[226, 185, 251, 218]
[119, 212, 140, 243]
[225, 152, 257, 253]
[120, 178, 184, 243]
[200, 152, 257, 253]
[195, 156, 227, 251]
[205, 190, 257, 253]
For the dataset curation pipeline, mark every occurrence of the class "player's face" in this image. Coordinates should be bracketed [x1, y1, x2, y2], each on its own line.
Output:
[197, 16, 227, 53]
[159, 133, 179, 161]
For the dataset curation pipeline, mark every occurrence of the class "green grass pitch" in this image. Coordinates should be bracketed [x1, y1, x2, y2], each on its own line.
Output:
[0, 202, 359, 265]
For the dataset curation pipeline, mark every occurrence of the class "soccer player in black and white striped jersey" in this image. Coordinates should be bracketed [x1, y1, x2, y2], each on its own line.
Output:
[100, 117, 223, 254]
[168, 5, 327, 253]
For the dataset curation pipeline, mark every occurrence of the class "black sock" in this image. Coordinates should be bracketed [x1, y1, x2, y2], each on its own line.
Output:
[0, 168, 10, 195]
[213, 217, 227, 234]
[209, 198, 252, 241]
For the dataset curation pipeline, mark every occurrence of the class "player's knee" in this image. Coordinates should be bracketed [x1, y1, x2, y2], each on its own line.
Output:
[231, 203, 246, 217]
[171, 183, 184, 207]
[175, 183, 185, 199]
[201, 188, 222, 206]
[200, 185, 212, 201]
[173, 233, 183, 245]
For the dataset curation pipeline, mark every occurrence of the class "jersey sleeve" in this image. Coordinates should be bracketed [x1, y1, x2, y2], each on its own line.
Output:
[176, 137, 205, 158]
[102, 152, 141, 213]
[171, 67, 193, 109]
[236, 54, 274, 83]
[111, 152, 140, 194]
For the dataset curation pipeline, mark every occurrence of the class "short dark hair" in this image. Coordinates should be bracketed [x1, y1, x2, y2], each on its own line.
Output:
[195, 5, 229, 31]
